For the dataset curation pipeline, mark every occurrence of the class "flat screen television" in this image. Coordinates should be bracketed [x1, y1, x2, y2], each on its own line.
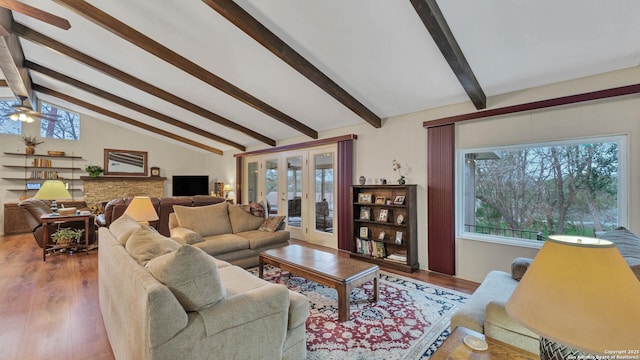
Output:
[172, 175, 209, 196]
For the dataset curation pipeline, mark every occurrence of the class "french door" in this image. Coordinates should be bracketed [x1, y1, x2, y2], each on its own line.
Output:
[243, 146, 337, 247]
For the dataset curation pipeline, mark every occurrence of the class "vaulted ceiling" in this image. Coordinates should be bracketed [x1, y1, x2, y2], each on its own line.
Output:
[1, 0, 639, 155]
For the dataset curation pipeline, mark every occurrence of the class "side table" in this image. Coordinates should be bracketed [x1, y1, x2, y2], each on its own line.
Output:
[431, 327, 539, 360]
[40, 213, 92, 261]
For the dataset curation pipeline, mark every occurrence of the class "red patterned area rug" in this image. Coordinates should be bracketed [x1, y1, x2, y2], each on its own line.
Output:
[250, 265, 468, 360]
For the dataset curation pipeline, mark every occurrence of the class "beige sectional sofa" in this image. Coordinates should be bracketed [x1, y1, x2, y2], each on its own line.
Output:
[99, 215, 308, 360]
[169, 201, 289, 268]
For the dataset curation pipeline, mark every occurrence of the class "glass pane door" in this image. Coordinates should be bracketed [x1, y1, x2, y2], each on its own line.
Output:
[286, 156, 303, 228]
[247, 161, 258, 203]
[314, 152, 334, 234]
[265, 159, 278, 215]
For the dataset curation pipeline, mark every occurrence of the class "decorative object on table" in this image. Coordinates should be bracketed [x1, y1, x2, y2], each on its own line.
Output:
[150, 166, 160, 176]
[57, 207, 77, 216]
[506, 235, 640, 359]
[358, 175, 366, 185]
[213, 182, 224, 197]
[359, 207, 371, 221]
[33, 180, 72, 215]
[375, 196, 386, 204]
[47, 150, 65, 156]
[124, 196, 159, 225]
[392, 159, 406, 184]
[377, 209, 388, 222]
[462, 334, 488, 351]
[50, 227, 84, 245]
[394, 195, 405, 205]
[357, 193, 372, 203]
[84, 164, 104, 177]
[22, 135, 44, 155]
[380, 178, 387, 184]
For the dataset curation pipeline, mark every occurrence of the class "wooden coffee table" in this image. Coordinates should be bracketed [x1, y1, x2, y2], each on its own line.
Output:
[430, 327, 539, 360]
[259, 244, 379, 322]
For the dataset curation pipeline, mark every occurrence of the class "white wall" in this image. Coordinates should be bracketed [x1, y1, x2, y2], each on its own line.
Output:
[0, 114, 227, 235]
[237, 66, 640, 283]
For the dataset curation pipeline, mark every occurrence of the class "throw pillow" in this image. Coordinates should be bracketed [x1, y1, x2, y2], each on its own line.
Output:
[109, 214, 142, 245]
[125, 226, 180, 265]
[259, 216, 286, 232]
[173, 202, 232, 237]
[228, 205, 265, 233]
[597, 227, 640, 280]
[146, 244, 226, 311]
[511, 257, 533, 281]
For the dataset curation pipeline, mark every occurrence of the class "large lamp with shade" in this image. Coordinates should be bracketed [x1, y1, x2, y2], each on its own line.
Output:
[506, 235, 640, 358]
[124, 196, 159, 225]
[33, 180, 72, 215]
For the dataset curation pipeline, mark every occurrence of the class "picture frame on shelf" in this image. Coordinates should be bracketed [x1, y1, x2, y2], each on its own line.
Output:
[396, 214, 404, 225]
[358, 193, 372, 203]
[375, 196, 386, 204]
[378, 231, 385, 241]
[378, 209, 388, 222]
[360, 207, 371, 221]
[360, 227, 369, 238]
[394, 195, 405, 205]
[395, 231, 403, 244]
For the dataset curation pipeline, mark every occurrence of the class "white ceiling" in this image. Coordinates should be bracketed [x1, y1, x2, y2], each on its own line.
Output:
[3, 0, 640, 153]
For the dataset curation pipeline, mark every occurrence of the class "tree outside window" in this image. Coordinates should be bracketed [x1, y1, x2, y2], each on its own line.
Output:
[0, 99, 21, 135]
[462, 137, 624, 242]
[40, 102, 80, 140]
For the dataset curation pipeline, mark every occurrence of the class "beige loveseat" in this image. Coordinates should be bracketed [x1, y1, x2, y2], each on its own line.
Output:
[169, 202, 289, 268]
[99, 215, 308, 360]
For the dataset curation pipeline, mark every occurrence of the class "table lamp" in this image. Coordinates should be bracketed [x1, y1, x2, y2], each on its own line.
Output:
[223, 184, 232, 198]
[506, 235, 640, 358]
[124, 196, 159, 225]
[34, 180, 72, 215]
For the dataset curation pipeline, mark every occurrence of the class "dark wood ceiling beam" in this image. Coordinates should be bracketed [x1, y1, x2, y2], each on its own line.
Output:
[410, 0, 486, 110]
[0, 9, 33, 106]
[13, 22, 275, 146]
[0, 0, 70, 30]
[54, 0, 319, 139]
[203, 0, 382, 129]
[25, 60, 246, 151]
[33, 84, 224, 155]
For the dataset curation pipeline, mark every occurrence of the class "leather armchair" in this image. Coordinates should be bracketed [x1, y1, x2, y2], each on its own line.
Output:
[18, 198, 97, 248]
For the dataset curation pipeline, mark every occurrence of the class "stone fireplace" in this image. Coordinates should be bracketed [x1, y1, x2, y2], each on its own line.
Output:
[82, 176, 166, 208]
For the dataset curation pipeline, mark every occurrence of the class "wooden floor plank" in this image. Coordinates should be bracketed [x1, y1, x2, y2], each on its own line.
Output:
[0, 233, 478, 359]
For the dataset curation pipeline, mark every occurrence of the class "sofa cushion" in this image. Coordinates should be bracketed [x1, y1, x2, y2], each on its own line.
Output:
[597, 227, 640, 280]
[109, 214, 142, 245]
[259, 216, 286, 232]
[238, 230, 289, 250]
[228, 205, 265, 233]
[193, 233, 250, 256]
[125, 226, 180, 265]
[146, 244, 226, 311]
[511, 257, 533, 281]
[173, 202, 232, 237]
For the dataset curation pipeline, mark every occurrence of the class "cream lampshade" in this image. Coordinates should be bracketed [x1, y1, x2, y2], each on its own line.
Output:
[34, 180, 72, 214]
[506, 235, 640, 357]
[124, 196, 159, 224]
[223, 184, 232, 198]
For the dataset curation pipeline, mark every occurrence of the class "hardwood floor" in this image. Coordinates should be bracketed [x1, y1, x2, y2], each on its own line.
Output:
[0, 233, 478, 360]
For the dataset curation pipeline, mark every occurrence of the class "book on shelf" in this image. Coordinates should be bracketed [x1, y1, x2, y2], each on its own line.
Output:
[386, 253, 407, 262]
[355, 238, 386, 258]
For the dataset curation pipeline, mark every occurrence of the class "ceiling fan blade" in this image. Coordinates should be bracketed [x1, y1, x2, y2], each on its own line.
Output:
[0, 0, 71, 30]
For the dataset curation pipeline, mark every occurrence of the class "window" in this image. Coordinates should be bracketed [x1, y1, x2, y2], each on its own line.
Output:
[0, 99, 21, 135]
[40, 102, 80, 140]
[459, 136, 625, 245]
